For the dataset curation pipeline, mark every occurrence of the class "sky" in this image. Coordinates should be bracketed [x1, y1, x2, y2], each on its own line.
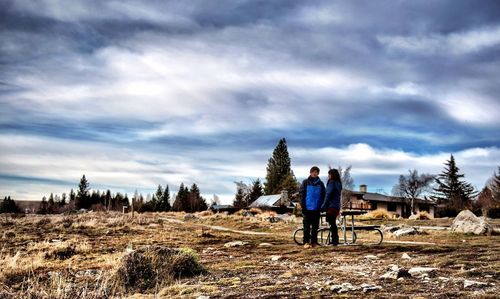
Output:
[1, 0, 499, 204]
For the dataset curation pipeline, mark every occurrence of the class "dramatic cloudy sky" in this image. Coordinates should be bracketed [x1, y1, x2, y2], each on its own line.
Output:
[1, 0, 499, 203]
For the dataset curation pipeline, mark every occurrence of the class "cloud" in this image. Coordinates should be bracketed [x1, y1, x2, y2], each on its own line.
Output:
[1, 1, 499, 203]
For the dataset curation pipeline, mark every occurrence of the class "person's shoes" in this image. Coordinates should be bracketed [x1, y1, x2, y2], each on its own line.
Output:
[303, 243, 311, 249]
[328, 242, 339, 246]
[311, 243, 321, 248]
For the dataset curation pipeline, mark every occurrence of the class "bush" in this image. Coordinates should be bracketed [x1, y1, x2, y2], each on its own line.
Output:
[112, 246, 205, 294]
[361, 209, 393, 220]
[415, 211, 431, 220]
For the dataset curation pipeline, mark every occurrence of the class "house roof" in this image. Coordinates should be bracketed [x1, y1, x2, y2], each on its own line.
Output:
[249, 194, 282, 208]
[349, 191, 436, 205]
[211, 205, 235, 210]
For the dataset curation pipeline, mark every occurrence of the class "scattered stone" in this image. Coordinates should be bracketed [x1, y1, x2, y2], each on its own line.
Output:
[224, 241, 249, 247]
[183, 213, 197, 221]
[258, 243, 273, 247]
[361, 283, 382, 293]
[197, 296, 210, 299]
[463, 279, 488, 288]
[392, 227, 418, 237]
[408, 267, 437, 278]
[380, 265, 410, 280]
[270, 255, 282, 261]
[451, 210, 492, 235]
[401, 253, 412, 260]
[382, 225, 401, 233]
[364, 254, 378, 260]
[330, 282, 359, 293]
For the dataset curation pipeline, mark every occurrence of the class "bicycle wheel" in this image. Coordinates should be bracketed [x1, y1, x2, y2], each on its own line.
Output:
[318, 228, 331, 245]
[293, 228, 304, 245]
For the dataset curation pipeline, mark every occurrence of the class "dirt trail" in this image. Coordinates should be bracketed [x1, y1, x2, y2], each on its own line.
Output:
[159, 217, 272, 235]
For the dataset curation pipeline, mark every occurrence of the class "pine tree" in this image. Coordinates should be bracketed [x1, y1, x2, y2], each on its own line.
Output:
[38, 196, 48, 214]
[155, 185, 171, 212]
[104, 190, 112, 211]
[264, 138, 298, 195]
[60, 193, 67, 206]
[490, 166, 500, 203]
[172, 183, 189, 212]
[188, 184, 207, 212]
[431, 155, 477, 210]
[76, 175, 90, 209]
[248, 179, 264, 206]
[48, 193, 56, 214]
[0, 196, 19, 213]
[233, 188, 247, 209]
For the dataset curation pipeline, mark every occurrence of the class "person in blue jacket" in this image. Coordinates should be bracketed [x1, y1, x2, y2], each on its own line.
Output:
[300, 166, 326, 248]
[322, 168, 342, 246]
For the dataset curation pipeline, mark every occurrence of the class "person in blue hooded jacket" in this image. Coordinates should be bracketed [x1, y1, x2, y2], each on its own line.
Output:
[300, 166, 326, 248]
[322, 168, 342, 246]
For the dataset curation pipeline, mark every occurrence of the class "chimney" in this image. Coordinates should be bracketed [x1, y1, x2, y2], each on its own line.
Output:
[359, 184, 367, 193]
[281, 190, 289, 206]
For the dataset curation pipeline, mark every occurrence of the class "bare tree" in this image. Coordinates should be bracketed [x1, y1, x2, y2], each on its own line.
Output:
[392, 169, 435, 215]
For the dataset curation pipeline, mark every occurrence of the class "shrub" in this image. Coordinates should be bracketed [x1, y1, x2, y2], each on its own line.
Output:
[361, 209, 393, 220]
[112, 246, 205, 294]
[415, 211, 431, 220]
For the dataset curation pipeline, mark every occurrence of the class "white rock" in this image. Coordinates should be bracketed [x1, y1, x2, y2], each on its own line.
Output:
[401, 253, 412, 260]
[463, 279, 488, 288]
[258, 243, 273, 247]
[392, 227, 418, 237]
[224, 241, 249, 247]
[408, 267, 437, 277]
[197, 296, 210, 299]
[361, 283, 382, 293]
[270, 255, 282, 261]
[451, 210, 491, 235]
[183, 213, 197, 221]
[364, 254, 378, 260]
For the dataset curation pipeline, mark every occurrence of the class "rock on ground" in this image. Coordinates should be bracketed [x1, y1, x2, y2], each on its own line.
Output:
[451, 210, 491, 235]
[408, 267, 437, 278]
[463, 279, 488, 288]
[224, 241, 249, 247]
[392, 227, 418, 237]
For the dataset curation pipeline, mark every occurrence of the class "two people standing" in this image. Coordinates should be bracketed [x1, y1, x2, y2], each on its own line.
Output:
[300, 166, 342, 248]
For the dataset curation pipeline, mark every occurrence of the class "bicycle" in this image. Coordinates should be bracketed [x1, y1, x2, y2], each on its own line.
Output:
[293, 217, 357, 245]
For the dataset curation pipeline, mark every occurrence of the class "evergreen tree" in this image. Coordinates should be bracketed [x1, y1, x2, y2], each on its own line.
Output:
[233, 188, 247, 209]
[76, 175, 90, 209]
[160, 185, 171, 212]
[47, 193, 56, 214]
[188, 183, 207, 212]
[60, 193, 67, 206]
[104, 190, 112, 211]
[490, 166, 500, 203]
[38, 196, 48, 214]
[248, 179, 264, 206]
[0, 196, 19, 213]
[264, 138, 298, 195]
[431, 155, 477, 210]
[154, 185, 163, 211]
[172, 183, 188, 212]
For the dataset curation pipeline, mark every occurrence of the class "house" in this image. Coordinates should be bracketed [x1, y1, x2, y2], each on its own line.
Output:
[249, 190, 291, 208]
[344, 185, 437, 218]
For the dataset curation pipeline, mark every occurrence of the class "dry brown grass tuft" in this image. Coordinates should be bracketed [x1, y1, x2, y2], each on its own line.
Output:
[250, 208, 263, 215]
[360, 209, 394, 220]
[111, 246, 206, 294]
[197, 210, 213, 217]
[415, 211, 431, 220]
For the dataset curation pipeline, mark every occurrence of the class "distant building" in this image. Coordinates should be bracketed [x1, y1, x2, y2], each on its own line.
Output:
[344, 185, 436, 218]
[210, 204, 239, 214]
[249, 191, 291, 210]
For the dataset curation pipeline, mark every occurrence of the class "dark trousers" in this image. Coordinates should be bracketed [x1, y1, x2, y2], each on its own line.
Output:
[326, 208, 340, 244]
[303, 210, 320, 244]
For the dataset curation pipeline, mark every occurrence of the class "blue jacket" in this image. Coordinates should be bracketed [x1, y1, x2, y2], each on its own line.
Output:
[300, 176, 326, 211]
[322, 180, 342, 210]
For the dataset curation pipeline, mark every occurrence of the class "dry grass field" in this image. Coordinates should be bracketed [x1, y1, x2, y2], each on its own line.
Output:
[0, 211, 498, 298]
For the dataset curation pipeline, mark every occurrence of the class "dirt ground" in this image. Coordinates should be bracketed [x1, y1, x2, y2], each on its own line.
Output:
[0, 212, 498, 298]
